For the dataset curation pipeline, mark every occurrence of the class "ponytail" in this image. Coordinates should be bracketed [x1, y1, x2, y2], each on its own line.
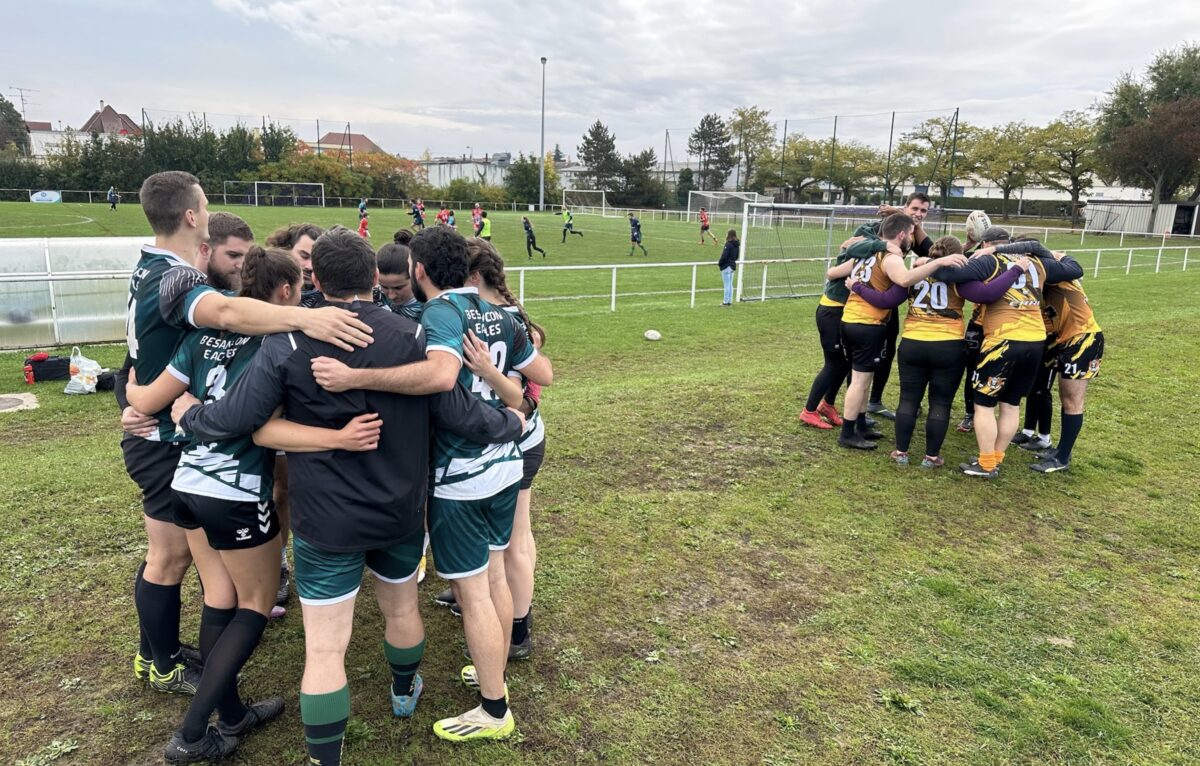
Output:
[240, 245, 302, 302]
[929, 235, 965, 260]
[465, 238, 544, 345]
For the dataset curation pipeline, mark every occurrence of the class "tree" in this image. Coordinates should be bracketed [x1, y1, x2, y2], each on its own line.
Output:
[1033, 111, 1100, 227]
[727, 106, 776, 192]
[0, 96, 29, 155]
[502, 152, 561, 204]
[895, 116, 977, 201]
[616, 148, 668, 208]
[552, 144, 565, 164]
[688, 114, 736, 191]
[252, 153, 371, 198]
[973, 122, 1037, 220]
[261, 123, 298, 163]
[1100, 98, 1200, 230]
[217, 124, 262, 181]
[353, 152, 426, 199]
[756, 135, 826, 201]
[576, 120, 622, 191]
[1098, 44, 1200, 225]
[675, 167, 696, 207]
[825, 140, 886, 205]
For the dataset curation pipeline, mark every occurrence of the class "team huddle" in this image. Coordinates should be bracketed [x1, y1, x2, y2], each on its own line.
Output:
[120, 171, 553, 763]
[799, 193, 1103, 476]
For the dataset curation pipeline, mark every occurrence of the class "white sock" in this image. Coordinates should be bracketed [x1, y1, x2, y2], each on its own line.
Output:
[1021, 428, 1035, 437]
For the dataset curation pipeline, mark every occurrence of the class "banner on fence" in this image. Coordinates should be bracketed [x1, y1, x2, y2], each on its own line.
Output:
[30, 191, 62, 204]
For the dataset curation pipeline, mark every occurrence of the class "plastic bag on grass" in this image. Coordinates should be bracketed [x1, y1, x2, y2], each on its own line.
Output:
[64, 346, 102, 395]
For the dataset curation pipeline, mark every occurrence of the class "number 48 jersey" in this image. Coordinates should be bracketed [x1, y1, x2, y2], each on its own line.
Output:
[421, 287, 537, 500]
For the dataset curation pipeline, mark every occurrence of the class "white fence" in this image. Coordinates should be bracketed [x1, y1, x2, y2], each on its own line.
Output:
[0, 237, 1195, 349]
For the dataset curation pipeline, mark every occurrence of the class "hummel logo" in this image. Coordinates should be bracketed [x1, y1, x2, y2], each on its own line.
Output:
[236, 528, 251, 541]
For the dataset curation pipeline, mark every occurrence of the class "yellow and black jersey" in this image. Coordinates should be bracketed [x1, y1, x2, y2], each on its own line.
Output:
[818, 294, 845, 308]
[842, 252, 899, 326]
[902, 277, 965, 341]
[975, 254, 1048, 342]
[1043, 280, 1101, 340]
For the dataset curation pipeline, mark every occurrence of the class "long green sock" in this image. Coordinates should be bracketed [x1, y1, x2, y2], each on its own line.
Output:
[301, 685, 350, 766]
[384, 638, 425, 696]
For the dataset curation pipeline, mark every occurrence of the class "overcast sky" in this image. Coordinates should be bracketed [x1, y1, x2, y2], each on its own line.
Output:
[5, 1, 1197, 161]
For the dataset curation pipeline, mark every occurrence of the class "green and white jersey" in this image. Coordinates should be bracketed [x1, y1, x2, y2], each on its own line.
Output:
[167, 330, 272, 503]
[501, 305, 544, 451]
[421, 287, 536, 500]
[126, 246, 218, 442]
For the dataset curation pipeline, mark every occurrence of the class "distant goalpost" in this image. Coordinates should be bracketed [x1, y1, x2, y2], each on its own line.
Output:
[736, 201, 885, 302]
[687, 190, 767, 222]
[562, 189, 608, 217]
[221, 181, 326, 207]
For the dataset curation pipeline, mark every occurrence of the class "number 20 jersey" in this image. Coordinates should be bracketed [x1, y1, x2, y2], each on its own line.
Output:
[902, 278, 965, 341]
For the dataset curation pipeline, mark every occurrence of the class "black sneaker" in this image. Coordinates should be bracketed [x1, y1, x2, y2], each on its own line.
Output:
[434, 588, 456, 607]
[276, 568, 290, 606]
[178, 643, 203, 668]
[959, 459, 998, 478]
[462, 635, 534, 661]
[1010, 432, 1033, 446]
[1019, 436, 1053, 452]
[149, 660, 202, 696]
[164, 727, 238, 763]
[863, 415, 877, 429]
[956, 415, 974, 433]
[866, 402, 896, 420]
[217, 697, 285, 737]
[1030, 456, 1070, 474]
[858, 428, 884, 441]
[1034, 446, 1058, 460]
[838, 434, 878, 450]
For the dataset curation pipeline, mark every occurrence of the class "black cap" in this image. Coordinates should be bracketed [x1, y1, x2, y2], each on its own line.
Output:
[981, 226, 1011, 242]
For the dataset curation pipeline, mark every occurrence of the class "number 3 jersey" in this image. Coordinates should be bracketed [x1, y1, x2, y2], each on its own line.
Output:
[421, 287, 537, 500]
[166, 329, 271, 503]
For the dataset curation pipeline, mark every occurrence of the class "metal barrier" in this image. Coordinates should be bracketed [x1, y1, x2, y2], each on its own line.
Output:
[0, 238, 1194, 350]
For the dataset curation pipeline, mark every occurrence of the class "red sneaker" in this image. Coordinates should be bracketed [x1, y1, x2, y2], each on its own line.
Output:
[816, 401, 844, 426]
[799, 409, 833, 429]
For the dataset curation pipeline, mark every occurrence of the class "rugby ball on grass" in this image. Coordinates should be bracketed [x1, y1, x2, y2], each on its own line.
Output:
[965, 210, 992, 242]
[644, 329, 662, 341]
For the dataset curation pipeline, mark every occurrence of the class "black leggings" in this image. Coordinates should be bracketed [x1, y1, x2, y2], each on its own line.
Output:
[1023, 356, 1056, 433]
[896, 338, 966, 457]
[962, 321, 983, 416]
[870, 310, 901, 404]
[527, 236, 545, 257]
[805, 304, 850, 412]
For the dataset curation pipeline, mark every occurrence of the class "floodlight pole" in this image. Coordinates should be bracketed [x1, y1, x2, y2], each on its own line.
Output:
[539, 56, 548, 211]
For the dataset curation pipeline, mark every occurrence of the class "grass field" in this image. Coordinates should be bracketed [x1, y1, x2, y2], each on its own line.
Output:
[1, 203, 1199, 765]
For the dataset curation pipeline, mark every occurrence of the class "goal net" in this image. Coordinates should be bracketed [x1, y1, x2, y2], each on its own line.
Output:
[221, 181, 326, 207]
[688, 191, 766, 222]
[562, 189, 607, 217]
[737, 202, 883, 301]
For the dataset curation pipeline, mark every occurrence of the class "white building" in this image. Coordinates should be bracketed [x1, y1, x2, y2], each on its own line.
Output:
[418, 155, 512, 187]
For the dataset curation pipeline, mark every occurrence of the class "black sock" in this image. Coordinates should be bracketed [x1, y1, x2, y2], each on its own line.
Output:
[481, 695, 508, 720]
[856, 414, 870, 435]
[137, 579, 182, 674]
[1057, 412, 1083, 464]
[134, 561, 152, 658]
[512, 611, 531, 645]
[840, 418, 857, 440]
[180, 609, 266, 742]
[198, 605, 248, 726]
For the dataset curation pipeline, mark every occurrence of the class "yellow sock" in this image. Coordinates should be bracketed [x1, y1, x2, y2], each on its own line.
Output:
[994, 449, 1006, 465]
[979, 452, 998, 471]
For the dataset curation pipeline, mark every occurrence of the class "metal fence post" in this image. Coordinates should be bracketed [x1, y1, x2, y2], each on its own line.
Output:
[1093, 249, 1101, 279]
[1156, 248, 1162, 273]
[611, 267, 617, 312]
[43, 238, 62, 345]
[519, 269, 525, 304]
[1125, 248, 1133, 275]
[1185, 248, 1190, 271]
[760, 263, 769, 301]
[1119, 231, 1125, 247]
[690, 264, 697, 308]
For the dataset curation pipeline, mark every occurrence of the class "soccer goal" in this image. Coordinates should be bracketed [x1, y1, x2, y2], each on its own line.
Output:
[221, 181, 326, 207]
[736, 202, 884, 302]
[687, 190, 766, 223]
[562, 189, 608, 217]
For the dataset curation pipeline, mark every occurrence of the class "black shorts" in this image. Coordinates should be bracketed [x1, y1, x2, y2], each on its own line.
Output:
[841, 322, 888, 373]
[971, 339, 1045, 407]
[520, 438, 546, 491]
[701, 224, 710, 231]
[1050, 331, 1104, 380]
[176, 493, 280, 551]
[815, 304, 844, 356]
[964, 321, 984, 353]
[122, 436, 185, 523]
